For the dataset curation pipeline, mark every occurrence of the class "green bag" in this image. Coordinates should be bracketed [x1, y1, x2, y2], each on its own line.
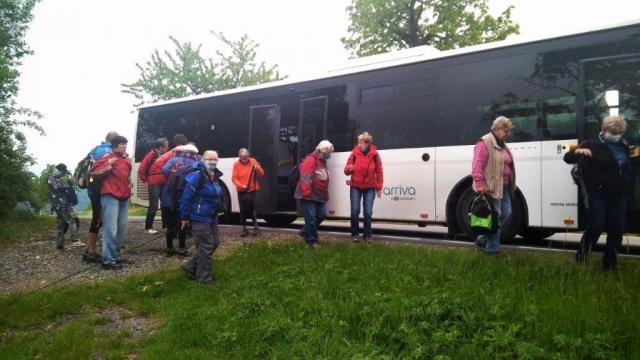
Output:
[469, 194, 496, 235]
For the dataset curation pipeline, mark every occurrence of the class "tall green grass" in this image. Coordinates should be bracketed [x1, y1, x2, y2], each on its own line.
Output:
[0, 210, 55, 247]
[1, 241, 639, 359]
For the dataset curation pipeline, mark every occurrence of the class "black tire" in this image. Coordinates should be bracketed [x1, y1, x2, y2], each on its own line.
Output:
[455, 186, 523, 242]
[520, 228, 555, 242]
[264, 214, 298, 226]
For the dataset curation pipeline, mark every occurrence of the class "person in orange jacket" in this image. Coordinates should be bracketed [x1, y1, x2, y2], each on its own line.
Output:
[231, 148, 264, 237]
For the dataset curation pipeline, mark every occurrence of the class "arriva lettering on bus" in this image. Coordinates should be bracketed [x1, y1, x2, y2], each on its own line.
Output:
[383, 185, 416, 196]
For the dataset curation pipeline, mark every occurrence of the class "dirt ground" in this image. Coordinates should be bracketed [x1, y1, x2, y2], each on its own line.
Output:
[0, 220, 303, 294]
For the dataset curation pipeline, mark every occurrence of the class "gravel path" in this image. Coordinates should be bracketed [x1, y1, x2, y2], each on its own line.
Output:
[0, 220, 301, 294]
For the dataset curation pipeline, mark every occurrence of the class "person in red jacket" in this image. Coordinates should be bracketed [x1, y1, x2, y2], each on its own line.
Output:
[295, 140, 334, 248]
[91, 136, 132, 270]
[137, 137, 169, 234]
[344, 132, 384, 243]
[231, 148, 264, 237]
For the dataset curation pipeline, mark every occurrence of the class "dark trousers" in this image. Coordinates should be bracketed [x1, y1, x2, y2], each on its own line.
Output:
[88, 192, 102, 234]
[183, 222, 220, 283]
[145, 184, 163, 230]
[300, 199, 327, 244]
[576, 190, 627, 269]
[162, 207, 186, 249]
[238, 191, 257, 228]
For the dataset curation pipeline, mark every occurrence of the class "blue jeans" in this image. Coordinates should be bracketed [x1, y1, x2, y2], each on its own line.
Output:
[300, 200, 326, 244]
[350, 187, 376, 238]
[477, 185, 512, 253]
[576, 190, 626, 269]
[101, 195, 129, 265]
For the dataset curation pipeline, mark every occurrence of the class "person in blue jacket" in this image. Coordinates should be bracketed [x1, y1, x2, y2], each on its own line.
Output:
[179, 150, 224, 284]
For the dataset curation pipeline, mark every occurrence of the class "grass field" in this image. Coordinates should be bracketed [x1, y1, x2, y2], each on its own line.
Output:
[0, 211, 56, 247]
[1, 241, 639, 359]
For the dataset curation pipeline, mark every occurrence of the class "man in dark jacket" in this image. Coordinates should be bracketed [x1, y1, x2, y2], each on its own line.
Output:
[295, 140, 334, 248]
[91, 135, 132, 270]
[137, 137, 169, 233]
[564, 115, 638, 270]
[48, 163, 81, 249]
[179, 150, 223, 284]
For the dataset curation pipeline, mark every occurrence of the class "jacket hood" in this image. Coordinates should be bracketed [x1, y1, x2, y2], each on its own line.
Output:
[351, 144, 379, 157]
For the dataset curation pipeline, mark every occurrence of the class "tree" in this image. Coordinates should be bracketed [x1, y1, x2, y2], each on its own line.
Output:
[122, 32, 285, 107]
[0, 0, 45, 219]
[341, 0, 520, 57]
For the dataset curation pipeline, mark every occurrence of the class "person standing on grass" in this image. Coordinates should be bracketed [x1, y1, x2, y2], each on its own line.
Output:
[48, 163, 82, 249]
[344, 132, 384, 243]
[137, 137, 169, 234]
[232, 148, 264, 237]
[471, 116, 516, 255]
[82, 130, 118, 263]
[564, 115, 638, 271]
[180, 150, 224, 284]
[162, 143, 200, 257]
[295, 140, 334, 249]
[91, 135, 132, 270]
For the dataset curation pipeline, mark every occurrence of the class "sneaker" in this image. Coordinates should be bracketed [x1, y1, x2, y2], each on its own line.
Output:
[71, 240, 85, 247]
[298, 230, 308, 241]
[363, 236, 371, 243]
[101, 262, 123, 270]
[252, 228, 258, 237]
[309, 242, 319, 249]
[181, 264, 196, 280]
[146, 229, 159, 234]
[166, 248, 175, 257]
[116, 258, 134, 264]
[351, 235, 360, 243]
[240, 228, 249, 237]
[177, 248, 188, 257]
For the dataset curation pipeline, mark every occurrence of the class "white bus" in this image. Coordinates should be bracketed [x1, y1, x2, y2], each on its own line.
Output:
[132, 21, 640, 241]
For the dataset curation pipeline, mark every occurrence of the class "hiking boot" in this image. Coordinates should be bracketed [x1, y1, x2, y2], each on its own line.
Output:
[166, 248, 175, 257]
[177, 248, 188, 257]
[145, 229, 159, 234]
[71, 240, 85, 248]
[240, 227, 249, 237]
[351, 235, 360, 243]
[101, 262, 123, 270]
[82, 251, 101, 264]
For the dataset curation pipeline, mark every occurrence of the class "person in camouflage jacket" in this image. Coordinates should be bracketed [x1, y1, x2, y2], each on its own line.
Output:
[48, 163, 81, 249]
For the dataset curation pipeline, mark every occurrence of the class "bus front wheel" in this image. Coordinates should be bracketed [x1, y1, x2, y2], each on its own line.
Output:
[455, 186, 523, 242]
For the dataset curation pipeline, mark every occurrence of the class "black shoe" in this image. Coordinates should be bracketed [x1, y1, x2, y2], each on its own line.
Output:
[240, 228, 249, 237]
[116, 258, 134, 264]
[298, 230, 308, 241]
[181, 264, 196, 280]
[363, 236, 371, 243]
[252, 228, 258, 237]
[177, 248, 188, 257]
[83, 251, 101, 264]
[101, 262, 123, 270]
[166, 248, 175, 257]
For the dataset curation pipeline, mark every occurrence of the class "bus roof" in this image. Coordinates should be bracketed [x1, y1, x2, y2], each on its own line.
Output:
[139, 19, 640, 110]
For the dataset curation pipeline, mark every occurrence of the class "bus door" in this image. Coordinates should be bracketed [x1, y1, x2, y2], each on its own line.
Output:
[249, 105, 280, 214]
[581, 54, 640, 231]
[298, 96, 328, 160]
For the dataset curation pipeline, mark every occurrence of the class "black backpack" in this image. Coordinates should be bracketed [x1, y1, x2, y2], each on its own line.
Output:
[166, 164, 206, 211]
[73, 146, 98, 189]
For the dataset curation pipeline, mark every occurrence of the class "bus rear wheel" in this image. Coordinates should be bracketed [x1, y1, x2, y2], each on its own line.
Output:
[264, 214, 298, 226]
[455, 186, 523, 243]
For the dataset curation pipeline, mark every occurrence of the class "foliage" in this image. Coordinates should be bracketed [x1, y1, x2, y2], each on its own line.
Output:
[0, 209, 54, 246]
[1, 241, 639, 358]
[26, 163, 55, 213]
[121, 32, 285, 107]
[0, 0, 44, 219]
[341, 0, 520, 57]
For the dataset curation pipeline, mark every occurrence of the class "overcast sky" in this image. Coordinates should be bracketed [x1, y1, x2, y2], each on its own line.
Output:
[16, 0, 640, 173]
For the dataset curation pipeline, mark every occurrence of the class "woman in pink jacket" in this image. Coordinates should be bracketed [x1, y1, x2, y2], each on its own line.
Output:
[471, 116, 516, 254]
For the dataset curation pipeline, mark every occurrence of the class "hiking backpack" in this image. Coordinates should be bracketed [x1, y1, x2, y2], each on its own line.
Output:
[468, 194, 498, 235]
[166, 164, 206, 211]
[73, 146, 98, 189]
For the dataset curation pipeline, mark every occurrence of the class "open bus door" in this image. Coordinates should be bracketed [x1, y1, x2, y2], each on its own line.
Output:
[580, 53, 640, 231]
[249, 105, 280, 215]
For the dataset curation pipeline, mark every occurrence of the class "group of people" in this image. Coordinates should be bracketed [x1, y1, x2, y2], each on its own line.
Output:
[472, 115, 636, 271]
[48, 114, 635, 280]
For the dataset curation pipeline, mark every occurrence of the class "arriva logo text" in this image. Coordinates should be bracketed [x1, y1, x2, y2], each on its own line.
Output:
[383, 185, 416, 201]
